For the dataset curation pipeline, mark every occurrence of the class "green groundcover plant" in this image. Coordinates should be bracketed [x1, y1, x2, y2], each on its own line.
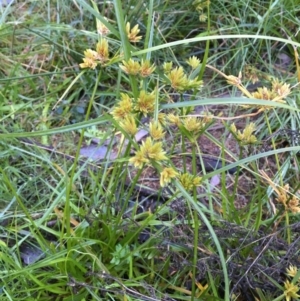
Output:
[0, 0, 300, 300]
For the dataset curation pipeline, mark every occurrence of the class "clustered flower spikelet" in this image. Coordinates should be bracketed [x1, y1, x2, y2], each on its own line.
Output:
[199, 13, 207, 22]
[163, 62, 173, 73]
[179, 173, 202, 191]
[80, 39, 110, 69]
[276, 184, 300, 214]
[149, 121, 165, 140]
[160, 167, 178, 187]
[96, 39, 110, 63]
[165, 64, 203, 91]
[260, 170, 300, 214]
[272, 79, 291, 98]
[135, 90, 155, 115]
[183, 117, 202, 133]
[119, 115, 137, 136]
[129, 137, 167, 168]
[230, 122, 257, 145]
[249, 78, 291, 103]
[242, 78, 290, 110]
[244, 65, 260, 84]
[126, 22, 142, 43]
[167, 113, 181, 126]
[226, 74, 242, 86]
[97, 18, 110, 36]
[80, 49, 98, 69]
[157, 113, 167, 126]
[140, 59, 156, 77]
[251, 87, 277, 101]
[111, 93, 133, 120]
[193, 0, 210, 12]
[120, 59, 156, 78]
[286, 265, 298, 278]
[284, 265, 300, 301]
[186, 56, 201, 69]
[283, 280, 300, 301]
[167, 67, 188, 91]
[119, 59, 141, 75]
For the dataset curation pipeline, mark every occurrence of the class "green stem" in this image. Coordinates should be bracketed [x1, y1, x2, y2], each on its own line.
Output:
[197, 2, 210, 82]
[175, 181, 230, 301]
[65, 70, 101, 249]
[113, 0, 138, 98]
[191, 142, 199, 301]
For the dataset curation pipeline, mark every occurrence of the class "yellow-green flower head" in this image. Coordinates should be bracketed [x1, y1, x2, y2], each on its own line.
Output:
[142, 137, 167, 161]
[140, 59, 156, 77]
[226, 74, 242, 86]
[186, 56, 201, 69]
[126, 22, 142, 43]
[272, 79, 291, 98]
[287, 197, 300, 214]
[149, 121, 165, 140]
[96, 39, 109, 63]
[167, 66, 189, 91]
[129, 151, 148, 168]
[120, 59, 141, 75]
[79, 49, 98, 69]
[157, 113, 167, 126]
[129, 137, 167, 169]
[230, 122, 257, 145]
[199, 13, 207, 22]
[119, 115, 137, 136]
[284, 280, 300, 301]
[160, 167, 178, 187]
[111, 93, 133, 120]
[286, 265, 298, 278]
[97, 18, 110, 36]
[251, 87, 277, 101]
[135, 90, 155, 115]
[163, 62, 173, 73]
[179, 173, 202, 191]
[183, 116, 202, 133]
[167, 113, 181, 126]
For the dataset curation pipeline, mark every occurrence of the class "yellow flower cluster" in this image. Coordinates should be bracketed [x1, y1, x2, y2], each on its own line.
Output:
[275, 183, 300, 214]
[79, 22, 209, 192]
[149, 122, 165, 140]
[126, 22, 142, 43]
[129, 137, 167, 168]
[167, 112, 213, 143]
[80, 21, 144, 70]
[163, 60, 203, 91]
[193, 0, 210, 22]
[119, 59, 156, 77]
[260, 171, 300, 214]
[284, 265, 300, 301]
[119, 115, 137, 136]
[168, 113, 212, 130]
[206, 65, 292, 111]
[135, 90, 156, 114]
[111, 91, 156, 122]
[251, 79, 290, 102]
[160, 167, 178, 187]
[183, 116, 203, 132]
[96, 18, 110, 36]
[179, 173, 202, 191]
[79, 39, 110, 69]
[246, 79, 290, 111]
[111, 93, 133, 120]
[230, 122, 257, 145]
[186, 56, 201, 69]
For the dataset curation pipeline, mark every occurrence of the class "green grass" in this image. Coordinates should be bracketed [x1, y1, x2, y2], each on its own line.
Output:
[1, 0, 300, 300]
